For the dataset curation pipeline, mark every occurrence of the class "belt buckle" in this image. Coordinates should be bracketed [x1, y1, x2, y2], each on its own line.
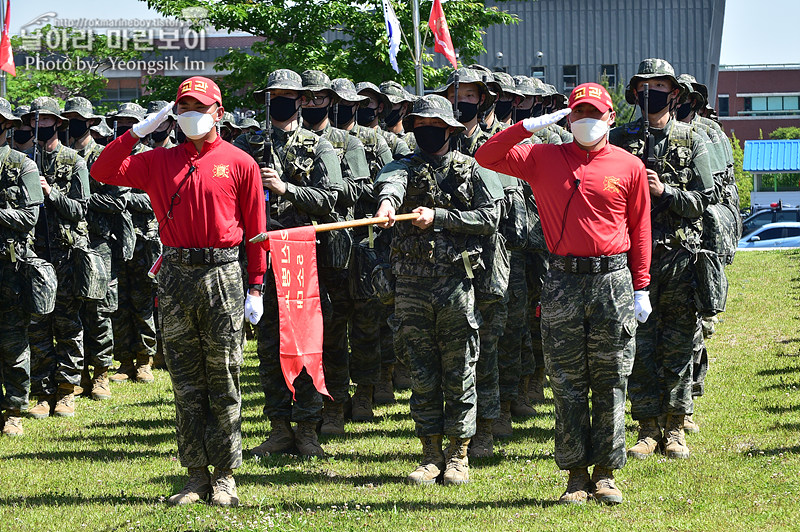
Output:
[577, 258, 591, 274]
[189, 248, 204, 265]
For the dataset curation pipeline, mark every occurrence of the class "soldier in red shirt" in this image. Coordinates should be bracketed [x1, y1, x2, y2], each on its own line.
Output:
[476, 83, 652, 505]
[91, 77, 266, 508]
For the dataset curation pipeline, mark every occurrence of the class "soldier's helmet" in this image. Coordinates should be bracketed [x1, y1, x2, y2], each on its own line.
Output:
[0, 98, 21, 127]
[145, 100, 176, 121]
[255, 69, 312, 104]
[21, 97, 69, 129]
[110, 102, 147, 123]
[625, 58, 686, 104]
[401, 94, 466, 133]
[91, 117, 113, 137]
[330, 78, 369, 106]
[492, 72, 522, 98]
[63, 96, 103, 126]
[513, 75, 547, 97]
[434, 68, 496, 113]
[380, 80, 416, 105]
[356, 81, 391, 118]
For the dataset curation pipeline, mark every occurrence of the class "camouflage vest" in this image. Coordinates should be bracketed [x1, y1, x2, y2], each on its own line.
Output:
[350, 124, 386, 179]
[77, 140, 115, 240]
[38, 145, 89, 249]
[453, 127, 491, 158]
[0, 148, 34, 259]
[391, 152, 483, 277]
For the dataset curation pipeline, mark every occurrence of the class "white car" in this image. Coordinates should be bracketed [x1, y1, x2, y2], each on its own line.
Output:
[738, 222, 800, 249]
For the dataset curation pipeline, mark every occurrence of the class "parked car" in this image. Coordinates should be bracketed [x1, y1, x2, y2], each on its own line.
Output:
[738, 222, 800, 249]
[741, 204, 800, 237]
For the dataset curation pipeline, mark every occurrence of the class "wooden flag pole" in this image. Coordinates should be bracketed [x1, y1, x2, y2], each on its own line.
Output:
[249, 213, 420, 243]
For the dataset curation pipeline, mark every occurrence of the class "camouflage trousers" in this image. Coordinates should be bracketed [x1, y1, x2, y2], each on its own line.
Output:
[629, 245, 695, 420]
[30, 249, 84, 396]
[79, 238, 117, 370]
[350, 297, 383, 386]
[256, 267, 324, 422]
[692, 316, 715, 398]
[395, 275, 478, 439]
[541, 266, 635, 471]
[523, 250, 549, 377]
[113, 236, 157, 365]
[158, 258, 244, 470]
[319, 268, 352, 404]
[0, 261, 31, 411]
[475, 297, 508, 420]
[497, 251, 529, 402]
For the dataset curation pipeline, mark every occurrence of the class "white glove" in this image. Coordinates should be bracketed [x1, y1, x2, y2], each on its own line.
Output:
[132, 102, 174, 138]
[521, 108, 572, 133]
[634, 290, 652, 323]
[245, 293, 264, 325]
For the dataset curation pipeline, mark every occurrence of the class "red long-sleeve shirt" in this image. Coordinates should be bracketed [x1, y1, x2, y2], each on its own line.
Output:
[91, 132, 267, 285]
[475, 122, 651, 289]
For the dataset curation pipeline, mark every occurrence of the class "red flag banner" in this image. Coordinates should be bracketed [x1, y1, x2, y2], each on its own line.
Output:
[268, 226, 330, 400]
[428, 0, 457, 68]
[0, 0, 15, 77]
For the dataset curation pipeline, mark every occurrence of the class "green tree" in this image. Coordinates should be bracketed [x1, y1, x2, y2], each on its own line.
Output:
[599, 75, 635, 125]
[143, 0, 523, 110]
[769, 127, 800, 140]
[730, 131, 752, 209]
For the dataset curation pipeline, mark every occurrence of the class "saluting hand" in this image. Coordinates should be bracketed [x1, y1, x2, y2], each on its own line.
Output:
[646, 169, 665, 197]
[261, 167, 287, 195]
[411, 206, 434, 230]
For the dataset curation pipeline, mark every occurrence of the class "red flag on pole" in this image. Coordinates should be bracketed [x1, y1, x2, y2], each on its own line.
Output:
[428, 0, 457, 68]
[268, 226, 329, 400]
[0, 0, 15, 77]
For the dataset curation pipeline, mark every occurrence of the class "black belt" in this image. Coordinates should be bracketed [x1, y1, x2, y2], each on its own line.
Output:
[163, 246, 239, 266]
[549, 253, 627, 274]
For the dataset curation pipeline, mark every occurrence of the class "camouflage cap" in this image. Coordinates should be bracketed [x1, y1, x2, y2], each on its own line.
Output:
[677, 73, 708, 102]
[356, 81, 391, 118]
[402, 94, 466, 133]
[237, 117, 261, 130]
[468, 64, 501, 98]
[433, 68, 496, 113]
[379, 80, 416, 104]
[220, 111, 240, 129]
[254, 69, 312, 104]
[110, 102, 147, 122]
[492, 72, 522, 98]
[513, 75, 546, 97]
[301, 69, 334, 93]
[145, 100, 176, 120]
[330, 78, 369, 106]
[0, 97, 19, 126]
[625, 58, 686, 104]
[21, 97, 68, 129]
[13, 105, 30, 119]
[90, 117, 113, 137]
[62, 96, 102, 125]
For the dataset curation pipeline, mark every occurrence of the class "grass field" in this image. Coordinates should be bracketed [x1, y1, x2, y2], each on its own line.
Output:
[2, 250, 799, 531]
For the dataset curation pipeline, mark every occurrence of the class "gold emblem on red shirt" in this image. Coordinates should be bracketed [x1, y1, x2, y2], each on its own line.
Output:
[212, 164, 231, 179]
[603, 176, 621, 194]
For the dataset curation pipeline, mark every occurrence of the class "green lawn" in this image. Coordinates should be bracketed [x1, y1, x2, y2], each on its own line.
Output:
[2, 250, 799, 531]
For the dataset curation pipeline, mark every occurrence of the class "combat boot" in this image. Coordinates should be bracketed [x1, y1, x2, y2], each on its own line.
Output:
[91, 366, 112, 401]
[469, 418, 494, 459]
[167, 467, 211, 506]
[527, 368, 546, 403]
[54, 383, 76, 417]
[406, 435, 445, 485]
[251, 417, 295, 457]
[510, 376, 537, 418]
[135, 355, 154, 383]
[627, 417, 662, 459]
[110, 360, 136, 383]
[2, 409, 24, 437]
[78, 366, 91, 396]
[373, 364, 396, 405]
[320, 399, 345, 435]
[558, 468, 593, 505]
[28, 396, 54, 419]
[492, 401, 513, 439]
[351, 384, 374, 422]
[443, 437, 471, 485]
[684, 414, 700, 434]
[591, 466, 623, 505]
[664, 414, 691, 459]
[295, 421, 325, 457]
[210, 468, 239, 507]
[393, 363, 412, 390]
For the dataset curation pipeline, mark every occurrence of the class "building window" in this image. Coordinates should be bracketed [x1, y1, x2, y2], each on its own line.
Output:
[531, 66, 546, 82]
[741, 95, 800, 116]
[600, 64, 617, 86]
[718, 95, 729, 116]
[563, 65, 578, 91]
[102, 87, 140, 102]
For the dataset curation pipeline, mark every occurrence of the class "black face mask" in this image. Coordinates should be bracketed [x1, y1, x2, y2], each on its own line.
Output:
[385, 108, 403, 128]
[530, 102, 544, 118]
[676, 102, 693, 121]
[303, 105, 329, 127]
[151, 128, 171, 143]
[269, 96, 299, 122]
[331, 104, 355, 127]
[414, 126, 449, 153]
[495, 101, 513, 121]
[69, 119, 89, 139]
[637, 89, 671, 115]
[456, 102, 479, 124]
[116, 125, 132, 137]
[515, 107, 532, 121]
[14, 129, 33, 144]
[35, 125, 57, 142]
[176, 129, 187, 144]
[356, 107, 377, 126]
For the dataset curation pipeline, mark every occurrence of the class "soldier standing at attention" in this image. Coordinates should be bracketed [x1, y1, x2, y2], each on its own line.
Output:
[476, 83, 652, 505]
[0, 98, 43, 436]
[375, 95, 500, 486]
[609, 59, 714, 463]
[91, 76, 266, 507]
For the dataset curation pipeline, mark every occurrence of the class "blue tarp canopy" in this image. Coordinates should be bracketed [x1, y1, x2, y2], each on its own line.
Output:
[743, 140, 800, 173]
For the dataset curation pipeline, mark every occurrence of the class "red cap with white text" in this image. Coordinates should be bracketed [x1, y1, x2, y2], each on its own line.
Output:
[568, 82, 613, 113]
[176, 76, 222, 106]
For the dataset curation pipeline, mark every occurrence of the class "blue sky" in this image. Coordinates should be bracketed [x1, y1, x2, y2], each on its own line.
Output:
[8, 0, 799, 66]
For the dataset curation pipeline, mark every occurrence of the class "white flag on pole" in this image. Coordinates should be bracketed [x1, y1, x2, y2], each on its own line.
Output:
[382, 0, 401, 73]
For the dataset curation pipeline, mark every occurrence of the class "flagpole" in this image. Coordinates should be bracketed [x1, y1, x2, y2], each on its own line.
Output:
[411, 0, 423, 96]
[249, 213, 421, 243]
[0, 0, 6, 99]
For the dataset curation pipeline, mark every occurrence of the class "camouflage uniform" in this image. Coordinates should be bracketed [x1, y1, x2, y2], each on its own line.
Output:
[610, 59, 715, 421]
[374, 95, 500, 439]
[0, 98, 43, 415]
[26, 98, 91, 398]
[356, 81, 412, 160]
[513, 77, 562, 145]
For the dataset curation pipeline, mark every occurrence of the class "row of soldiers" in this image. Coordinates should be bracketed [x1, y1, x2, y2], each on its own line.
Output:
[0, 58, 737, 491]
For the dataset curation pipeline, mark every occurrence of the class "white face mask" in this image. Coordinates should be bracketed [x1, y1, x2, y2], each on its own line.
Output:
[176, 110, 217, 140]
[570, 117, 609, 146]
